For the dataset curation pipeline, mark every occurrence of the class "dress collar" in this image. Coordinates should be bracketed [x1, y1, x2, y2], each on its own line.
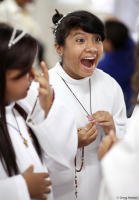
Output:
[5, 102, 15, 113]
[55, 62, 92, 85]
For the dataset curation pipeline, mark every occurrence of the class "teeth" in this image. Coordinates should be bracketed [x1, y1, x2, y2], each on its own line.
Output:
[83, 57, 96, 60]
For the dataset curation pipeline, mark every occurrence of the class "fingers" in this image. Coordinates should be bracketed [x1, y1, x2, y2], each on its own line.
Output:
[88, 126, 98, 137]
[92, 111, 111, 122]
[33, 69, 49, 88]
[91, 111, 115, 135]
[22, 165, 34, 177]
[31, 62, 49, 87]
[36, 172, 49, 179]
[78, 123, 98, 147]
[98, 122, 112, 127]
[40, 61, 49, 81]
[39, 88, 50, 96]
[88, 129, 98, 142]
[44, 187, 51, 194]
[85, 122, 94, 131]
[43, 180, 52, 187]
[24, 165, 34, 173]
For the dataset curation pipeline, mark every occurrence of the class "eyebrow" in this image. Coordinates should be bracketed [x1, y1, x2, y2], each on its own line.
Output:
[72, 32, 85, 37]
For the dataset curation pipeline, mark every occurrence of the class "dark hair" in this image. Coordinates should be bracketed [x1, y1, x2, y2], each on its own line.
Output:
[52, 9, 105, 46]
[104, 20, 128, 50]
[0, 23, 42, 176]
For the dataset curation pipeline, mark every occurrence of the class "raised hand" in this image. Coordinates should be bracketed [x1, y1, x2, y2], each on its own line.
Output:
[91, 111, 115, 135]
[22, 165, 51, 200]
[31, 61, 54, 117]
[78, 122, 98, 148]
[98, 130, 119, 160]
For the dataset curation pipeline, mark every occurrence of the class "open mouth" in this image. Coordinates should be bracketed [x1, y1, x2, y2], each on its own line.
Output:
[81, 58, 95, 68]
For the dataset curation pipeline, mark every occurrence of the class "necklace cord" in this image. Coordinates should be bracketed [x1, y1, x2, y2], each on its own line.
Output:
[60, 76, 92, 199]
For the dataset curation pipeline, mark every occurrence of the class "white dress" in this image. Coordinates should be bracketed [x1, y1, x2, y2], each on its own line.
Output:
[99, 105, 139, 200]
[0, 82, 77, 200]
[49, 62, 127, 200]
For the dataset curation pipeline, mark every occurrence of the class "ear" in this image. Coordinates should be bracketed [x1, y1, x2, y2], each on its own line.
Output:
[103, 39, 113, 52]
[54, 43, 63, 57]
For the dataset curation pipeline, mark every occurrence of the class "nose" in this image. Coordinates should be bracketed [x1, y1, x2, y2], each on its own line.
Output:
[85, 42, 98, 53]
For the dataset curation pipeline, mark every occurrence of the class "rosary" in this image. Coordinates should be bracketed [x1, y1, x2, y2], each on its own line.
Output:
[60, 77, 93, 199]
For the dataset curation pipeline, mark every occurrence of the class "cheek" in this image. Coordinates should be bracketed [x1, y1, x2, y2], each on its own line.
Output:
[98, 45, 103, 59]
[21, 75, 30, 86]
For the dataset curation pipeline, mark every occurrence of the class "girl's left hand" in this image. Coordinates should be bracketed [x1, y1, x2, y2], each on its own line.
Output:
[91, 111, 115, 135]
[31, 61, 54, 117]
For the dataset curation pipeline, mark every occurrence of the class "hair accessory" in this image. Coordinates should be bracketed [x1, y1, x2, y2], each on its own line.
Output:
[8, 28, 26, 48]
[54, 15, 66, 34]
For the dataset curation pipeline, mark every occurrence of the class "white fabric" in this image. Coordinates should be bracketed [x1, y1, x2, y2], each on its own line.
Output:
[99, 105, 139, 200]
[49, 62, 127, 200]
[0, 175, 30, 200]
[0, 81, 77, 200]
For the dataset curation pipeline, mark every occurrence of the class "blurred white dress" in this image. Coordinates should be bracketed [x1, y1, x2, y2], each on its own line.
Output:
[99, 104, 139, 200]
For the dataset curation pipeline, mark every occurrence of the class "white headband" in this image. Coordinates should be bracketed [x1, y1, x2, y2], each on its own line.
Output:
[8, 28, 26, 48]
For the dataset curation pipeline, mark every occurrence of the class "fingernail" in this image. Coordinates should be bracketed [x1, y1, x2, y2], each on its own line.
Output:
[98, 123, 102, 125]
[87, 115, 92, 120]
[91, 120, 95, 123]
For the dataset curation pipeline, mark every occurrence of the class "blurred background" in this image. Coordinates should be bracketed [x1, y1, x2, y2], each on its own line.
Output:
[0, 0, 138, 67]
[33, 0, 139, 67]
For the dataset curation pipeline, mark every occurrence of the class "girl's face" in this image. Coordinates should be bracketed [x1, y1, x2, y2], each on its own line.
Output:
[55, 28, 103, 79]
[5, 69, 33, 103]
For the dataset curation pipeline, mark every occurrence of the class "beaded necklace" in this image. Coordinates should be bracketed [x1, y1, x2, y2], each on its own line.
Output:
[60, 76, 93, 199]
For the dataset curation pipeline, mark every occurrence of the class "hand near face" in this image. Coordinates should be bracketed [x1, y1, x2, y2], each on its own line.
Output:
[98, 130, 119, 160]
[22, 165, 51, 200]
[31, 61, 54, 117]
[78, 122, 98, 148]
[91, 111, 115, 135]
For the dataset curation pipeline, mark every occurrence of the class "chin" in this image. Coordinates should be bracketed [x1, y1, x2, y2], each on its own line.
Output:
[19, 92, 28, 100]
[82, 70, 95, 78]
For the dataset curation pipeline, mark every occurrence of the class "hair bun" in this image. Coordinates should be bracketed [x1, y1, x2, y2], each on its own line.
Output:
[52, 9, 63, 25]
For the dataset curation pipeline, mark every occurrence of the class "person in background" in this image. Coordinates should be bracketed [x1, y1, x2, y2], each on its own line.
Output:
[0, 0, 45, 64]
[97, 20, 136, 117]
[98, 42, 139, 200]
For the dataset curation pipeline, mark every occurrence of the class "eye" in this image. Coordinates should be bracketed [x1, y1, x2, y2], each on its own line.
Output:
[95, 36, 101, 42]
[76, 38, 85, 43]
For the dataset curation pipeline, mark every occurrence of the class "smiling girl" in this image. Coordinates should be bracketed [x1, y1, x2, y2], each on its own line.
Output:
[49, 10, 127, 200]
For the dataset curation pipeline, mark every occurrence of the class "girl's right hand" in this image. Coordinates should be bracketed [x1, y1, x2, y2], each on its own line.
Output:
[78, 122, 98, 148]
[22, 165, 51, 200]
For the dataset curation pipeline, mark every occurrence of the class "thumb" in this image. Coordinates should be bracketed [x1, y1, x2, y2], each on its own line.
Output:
[24, 165, 34, 174]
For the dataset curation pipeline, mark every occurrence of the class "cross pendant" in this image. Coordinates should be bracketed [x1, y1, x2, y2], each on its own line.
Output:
[23, 138, 29, 147]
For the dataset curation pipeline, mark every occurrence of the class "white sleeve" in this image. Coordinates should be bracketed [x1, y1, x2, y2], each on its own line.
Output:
[0, 175, 30, 200]
[27, 95, 78, 171]
[112, 82, 127, 138]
